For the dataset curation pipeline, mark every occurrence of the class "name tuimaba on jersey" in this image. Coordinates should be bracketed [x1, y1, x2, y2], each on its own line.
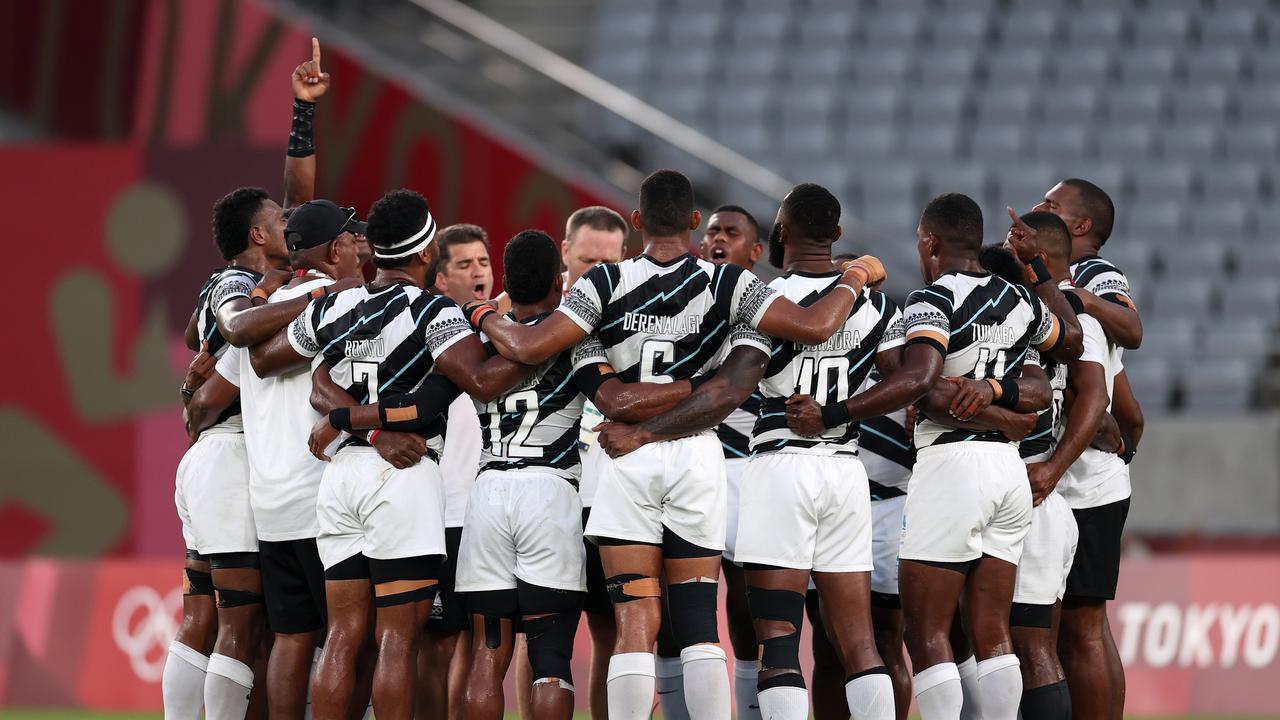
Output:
[558, 254, 777, 385]
[475, 313, 610, 480]
[751, 276, 904, 456]
[194, 265, 261, 430]
[288, 281, 471, 456]
[904, 270, 1055, 449]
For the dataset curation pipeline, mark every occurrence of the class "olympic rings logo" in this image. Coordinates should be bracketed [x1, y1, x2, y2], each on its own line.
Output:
[112, 585, 183, 682]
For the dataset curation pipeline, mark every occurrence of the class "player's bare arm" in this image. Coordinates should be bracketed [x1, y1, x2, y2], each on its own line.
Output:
[1006, 208, 1084, 361]
[1070, 286, 1142, 350]
[812, 343, 944, 426]
[1110, 368, 1144, 454]
[1091, 412, 1123, 454]
[782, 345, 913, 436]
[589, 369, 692, 423]
[941, 363, 1052, 420]
[248, 325, 307, 377]
[432, 330, 537, 403]
[284, 37, 328, 209]
[755, 257, 883, 345]
[184, 309, 201, 351]
[184, 370, 238, 442]
[1027, 355, 1110, 505]
[216, 274, 359, 349]
[307, 362, 430, 468]
[595, 344, 769, 457]
[181, 341, 215, 406]
[911, 375, 1039, 441]
[472, 308, 588, 366]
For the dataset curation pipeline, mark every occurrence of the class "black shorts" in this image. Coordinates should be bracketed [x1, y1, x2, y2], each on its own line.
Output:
[429, 526, 469, 634]
[259, 538, 326, 634]
[582, 508, 611, 616]
[1065, 497, 1130, 601]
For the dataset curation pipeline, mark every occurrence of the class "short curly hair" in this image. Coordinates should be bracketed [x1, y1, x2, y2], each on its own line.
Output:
[503, 230, 560, 305]
[920, 193, 983, 253]
[211, 187, 270, 260]
[366, 189, 432, 269]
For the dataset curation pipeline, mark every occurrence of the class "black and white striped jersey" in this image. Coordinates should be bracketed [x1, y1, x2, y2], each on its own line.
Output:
[717, 393, 762, 459]
[855, 371, 914, 495]
[288, 281, 472, 454]
[1019, 282, 1075, 461]
[475, 313, 608, 480]
[751, 276, 904, 457]
[1070, 255, 1133, 308]
[904, 271, 1053, 449]
[194, 265, 261, 430]
[558, 254, 776, 387]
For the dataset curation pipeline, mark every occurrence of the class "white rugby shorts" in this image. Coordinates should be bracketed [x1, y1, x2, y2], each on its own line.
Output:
[734, 452, 873, 573]
[175, 430, 257, 555]
[585, 433, 726, 551]
[315, 447, 447, 569]
[456, 469, 586, 593]
[900, 442, 1032, 565]
[1013, 491, 1079, 605]
[871, 494, 906, 596]
[722, 456, 750, 561]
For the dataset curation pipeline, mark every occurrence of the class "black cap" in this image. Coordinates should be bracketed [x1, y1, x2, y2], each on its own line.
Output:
[285, 199, 367, 251]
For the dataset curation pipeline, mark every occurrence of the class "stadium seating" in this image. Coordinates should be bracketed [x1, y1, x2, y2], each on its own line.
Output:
[581, 0, 1280, 413]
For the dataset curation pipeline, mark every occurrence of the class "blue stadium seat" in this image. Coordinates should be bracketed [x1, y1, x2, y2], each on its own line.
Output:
[1200, 164, 1263, 201]
[1032, 124, 1091, 162]
[1170, 85, 1231, 124]
[1042, 85, 1102, 123]
[1065, 10, 1124, 49]
[1097, 123, 1158, 161]
[864, 11, 923, 48]
[1131, 163, 1195, 203]
[996, 9, 1058, 48]
[1118, 48, 1181, 85]
[1131, 9, 1192, 48]
[1219, 280, 1280, 324]
[1124, 356, 1173, 413]
[1163, 123, 1221, 162]
[1181, 359, 1255, 414]
[1106, 86, 1167, 124]
[971, 123, 1029, 158]
[1185, 47, 1246, 85]
[1200, 9, 1263, 47]
[1224, 125, 1279, 161]
[844, 87, 902, 126]
[987, 48, 1049, 85]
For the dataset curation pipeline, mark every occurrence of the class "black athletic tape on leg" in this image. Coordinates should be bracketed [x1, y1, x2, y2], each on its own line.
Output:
[184, 568, 214, 596]
[667, 580, 720, 648]
[846, 666, 889, 683]
[517, 578, 583, 615]
[373, 584, 437, 608]
[911, 558, 974, 575]
[757, 672, 806, 691]
[606, 573, 660, 605]
[467, 589, 519, 618]
[324, 552, 370, 581]
[523, 611, 580, 684]
[1010, 602, 1054, 628]
[185, 548, 207, 562]
[1020, 679, 1072, 720]
[870, 591, 902, 609]
[662, 526, 721, 559]
[215, 586, 264, 608]
[368, 555, 441, 585]
[484, 616, 503, 649]
[746, 586, 806, 672]
[208, 552, 260, 570]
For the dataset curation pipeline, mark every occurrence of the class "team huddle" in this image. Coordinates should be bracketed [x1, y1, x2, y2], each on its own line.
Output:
[161, 41, 1143, 720]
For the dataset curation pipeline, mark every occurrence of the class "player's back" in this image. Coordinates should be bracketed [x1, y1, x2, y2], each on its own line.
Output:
[752, 274, 903, 455]
[856, 371, 914, 495]
[906, 270, 1048, 449]
[194, 265, 261, 430]
[474, 312, 602, 479]
[561, 253, 775, 384]
[294, 281, 470, 453]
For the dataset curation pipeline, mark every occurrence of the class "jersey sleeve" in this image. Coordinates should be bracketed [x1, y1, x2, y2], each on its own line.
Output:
[570, 333, 610, 373]
[214, 345, 242, 387]
[1077, 314, 1108, 366]
[878, 304, 906, 354]
[729, 266, 779, 329]
[728, 322, 771, 355]
[902, 285, 953, 354]
[1076, 261, 1133, 307]
[558, 264, 609, 333]
[1029, 297, 1059, 349]
[422, 300, 472, 360]
[287, 297, 324, 358]
[209, 272, 255, 311]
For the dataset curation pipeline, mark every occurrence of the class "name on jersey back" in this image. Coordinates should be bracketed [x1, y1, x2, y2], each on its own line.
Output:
[622, 312, 700, 335]
[972, 324, 1019, 345]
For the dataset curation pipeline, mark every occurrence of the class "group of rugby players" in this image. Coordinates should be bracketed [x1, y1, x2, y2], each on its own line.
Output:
[162, 40, 1143, 720]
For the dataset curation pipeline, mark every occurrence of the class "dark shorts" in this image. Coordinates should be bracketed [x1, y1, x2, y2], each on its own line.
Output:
[259, 538, 326, 634]
[429, 526, 469, 634]
[582, 508, 611, 616]
[1065, 497, 1130, 601]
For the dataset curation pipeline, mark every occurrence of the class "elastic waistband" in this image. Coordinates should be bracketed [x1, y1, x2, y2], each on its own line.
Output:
[918, 441, 1019, 459]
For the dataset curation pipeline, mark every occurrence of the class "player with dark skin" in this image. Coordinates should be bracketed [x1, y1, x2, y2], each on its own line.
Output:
[475, 184, 885, 702]
[1034, 180, 1141, 351]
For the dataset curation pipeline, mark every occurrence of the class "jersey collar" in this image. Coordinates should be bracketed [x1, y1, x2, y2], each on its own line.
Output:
[639, 252, 692, 267]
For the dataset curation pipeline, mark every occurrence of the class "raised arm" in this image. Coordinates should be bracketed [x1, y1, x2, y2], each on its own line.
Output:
[284, 37, 329, 209]
[595, 345, 769, 457]
[754, 259, 881, 345]
[1006, 208, 1083, 361]
[433, 331, 537, 403]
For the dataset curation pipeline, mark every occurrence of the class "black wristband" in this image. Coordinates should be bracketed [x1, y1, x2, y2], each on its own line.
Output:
[288, 99, 316, 158]
[821, 401, 852, 429]
[577, 367, 617, 401]
[329, 407, 352, 431]
[1119, 433, 1136, 464]
[1029, 256, 1052, 286]
[689, 374, 713, 392]
[180, 385, 195, 400]
[993, 378, 1020, 409]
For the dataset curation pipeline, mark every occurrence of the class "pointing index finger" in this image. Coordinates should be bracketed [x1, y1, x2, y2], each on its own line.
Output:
[311, 37, 322, 68]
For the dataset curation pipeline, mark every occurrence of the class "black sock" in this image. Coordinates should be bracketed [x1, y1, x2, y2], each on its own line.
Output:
[1020, 679, 1071, 720]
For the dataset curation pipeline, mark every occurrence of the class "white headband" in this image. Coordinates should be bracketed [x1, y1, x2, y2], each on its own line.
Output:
[374, 211, 436, 259]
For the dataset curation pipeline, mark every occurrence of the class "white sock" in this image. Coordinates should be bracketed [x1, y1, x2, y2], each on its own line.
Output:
[656, 655, 690, 720]
[757, 684, 808, 719]
[680, 644, 731, 720]
[957, 655, 979, 720]
[846, 669, 895, 720]
[607, 652, 655, 720]
[204, 653, 253, 720]
[976, 654, 1022, 720]
[162, 641, 208, 719]
[733, 658, 762, 720]
[914, 662, 963, 720]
